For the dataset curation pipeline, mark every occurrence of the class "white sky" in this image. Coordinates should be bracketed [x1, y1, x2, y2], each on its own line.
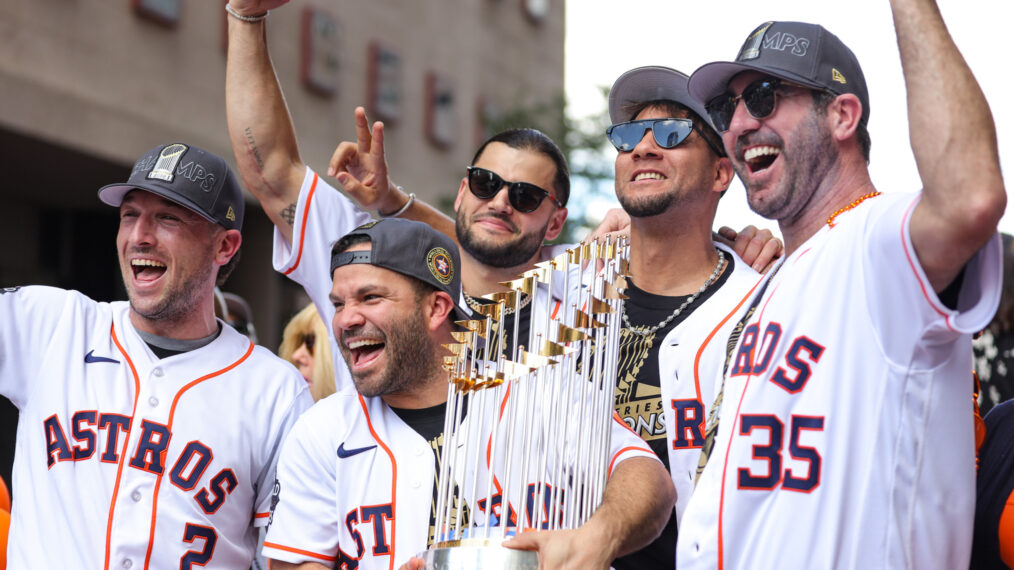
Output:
[564, 0, 1013, 236]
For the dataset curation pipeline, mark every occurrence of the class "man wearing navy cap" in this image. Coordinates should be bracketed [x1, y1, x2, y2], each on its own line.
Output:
[679, 1, 1006, 567]
[0, 142, 312, 567]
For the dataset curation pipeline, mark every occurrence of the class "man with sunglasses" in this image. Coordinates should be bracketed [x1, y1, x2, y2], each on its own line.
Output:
[598, 65, 773, 570]
[676, 4, 1005, 568]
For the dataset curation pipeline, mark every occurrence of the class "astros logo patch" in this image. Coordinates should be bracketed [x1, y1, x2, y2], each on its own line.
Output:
[426, 247, 454, 284]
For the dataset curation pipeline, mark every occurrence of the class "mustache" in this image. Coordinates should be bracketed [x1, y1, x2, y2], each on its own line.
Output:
[734, 132, 784, 159]
[339, 324, 386, 347]
[471, 212, 518, 233]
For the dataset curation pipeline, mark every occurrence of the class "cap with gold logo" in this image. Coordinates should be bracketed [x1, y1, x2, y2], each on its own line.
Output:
[98, 143, 245, 231]
[688, 21, 870, 126]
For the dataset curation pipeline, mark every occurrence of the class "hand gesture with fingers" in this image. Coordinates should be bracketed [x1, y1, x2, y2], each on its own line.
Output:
[717, 225, 783, 273]
[328, 107, 407, 214]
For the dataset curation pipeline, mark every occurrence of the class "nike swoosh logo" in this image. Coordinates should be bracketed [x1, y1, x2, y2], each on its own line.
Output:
[337, 443, 377, 458]
[84, 350, 120, 364]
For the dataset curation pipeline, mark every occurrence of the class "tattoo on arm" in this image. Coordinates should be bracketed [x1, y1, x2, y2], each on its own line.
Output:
[281, 203, 296, 227]
[244, 127, 265, 171]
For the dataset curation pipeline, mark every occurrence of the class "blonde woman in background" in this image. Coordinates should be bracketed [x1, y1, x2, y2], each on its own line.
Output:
[279, 303, 336, 402]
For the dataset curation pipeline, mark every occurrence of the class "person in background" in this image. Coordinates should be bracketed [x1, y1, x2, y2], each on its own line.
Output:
[975, 233, 1014, 416]
[278, 303, 336, 401]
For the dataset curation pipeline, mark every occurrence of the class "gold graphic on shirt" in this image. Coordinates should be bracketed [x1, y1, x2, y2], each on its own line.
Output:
[614, 328, 666, 442]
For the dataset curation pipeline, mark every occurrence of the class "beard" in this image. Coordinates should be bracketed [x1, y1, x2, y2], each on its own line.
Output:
[736, 110, 839, 222]
[340, 310, 441, 398]
[122, 249, 215, 323]
[617, 187, 679, 218]
[455, 209, 547, 269]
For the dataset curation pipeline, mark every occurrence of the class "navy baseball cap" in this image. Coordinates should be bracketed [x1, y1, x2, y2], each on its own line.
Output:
[98, 143, 245, 231]
[608, 65, 721, 138]
[688, 21, 870, 126]
[330, 218, 473, 322]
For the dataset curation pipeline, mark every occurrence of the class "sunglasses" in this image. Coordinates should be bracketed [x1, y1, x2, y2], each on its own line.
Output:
[297, 332, 316, 353]
[706, 78, 818, 133]
[606, 118, 725, 157]
[466, 166, 563, 213]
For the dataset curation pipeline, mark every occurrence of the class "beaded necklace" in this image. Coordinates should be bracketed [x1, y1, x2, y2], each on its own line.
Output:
[827, 191, 882, 227]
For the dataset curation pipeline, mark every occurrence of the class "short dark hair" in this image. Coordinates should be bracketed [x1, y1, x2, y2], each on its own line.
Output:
[813, 91, 871, 163]
[622, 100, 726, 158]
[471, 128, 570, 207]
[330, 234, 438, 301]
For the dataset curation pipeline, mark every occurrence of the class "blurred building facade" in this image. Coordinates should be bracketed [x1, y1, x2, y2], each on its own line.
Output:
[0, 0, 564, 487]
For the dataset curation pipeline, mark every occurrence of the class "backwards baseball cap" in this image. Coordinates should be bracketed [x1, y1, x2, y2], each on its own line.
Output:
[330, 218, 473, 322]
[608, 65, 721, 137]
[98, 143, 245, 231]
[688, 21, 870, 126]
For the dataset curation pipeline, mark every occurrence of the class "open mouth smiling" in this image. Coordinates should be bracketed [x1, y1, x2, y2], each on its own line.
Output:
[632, 171, 666, 182]
[743, 145, 781, 173]
[345, 338, 385, 367]
[131, 258, 167, 281]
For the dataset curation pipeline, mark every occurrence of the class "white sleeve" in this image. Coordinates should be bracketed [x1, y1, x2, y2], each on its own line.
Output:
[0, 286, 78, 407]
[863, 193, 1002, 361]
[252, 371, 315, 527]
[606, 412, 660, 476]
[272, 167, 373, 393]
[262, 404, 342, 565]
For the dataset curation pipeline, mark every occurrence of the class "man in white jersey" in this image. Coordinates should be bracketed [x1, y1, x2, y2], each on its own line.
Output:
[261, 217, 674, 569]
[676, 2, 1006, 567]
[602, 66, 770, 569]
[0, 142, 313, 567]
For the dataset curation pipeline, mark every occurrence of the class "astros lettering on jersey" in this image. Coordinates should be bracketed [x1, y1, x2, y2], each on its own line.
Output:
[678, 194, 1002, 569]
[0, 286, 313, 568]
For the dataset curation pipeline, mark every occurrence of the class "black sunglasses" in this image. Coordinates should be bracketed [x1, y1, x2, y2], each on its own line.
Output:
[297, 332, 316, 353]
[706, 78, 818, 133]
[465, 166, 563, 213]
[606, 118, 725, 157]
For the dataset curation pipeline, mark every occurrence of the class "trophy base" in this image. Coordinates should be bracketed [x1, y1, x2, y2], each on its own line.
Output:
[419, 540, 538, 569]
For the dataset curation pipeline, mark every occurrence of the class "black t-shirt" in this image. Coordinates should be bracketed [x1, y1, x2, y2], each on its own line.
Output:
[611, 255, 734, 570]
[465, 295, 533, 359]
[391, 401, 471, 546]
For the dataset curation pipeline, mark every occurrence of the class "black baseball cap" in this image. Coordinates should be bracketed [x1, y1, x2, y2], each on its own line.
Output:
[688, 21, 870, 126]
[98, 143, 245, 231]
[330, 218, 473, 322]
[608, 65, 721, 138]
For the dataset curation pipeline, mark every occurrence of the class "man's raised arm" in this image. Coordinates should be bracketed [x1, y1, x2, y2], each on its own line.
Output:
[898, 0, 1006, 292]
[225, 0, 306, 244]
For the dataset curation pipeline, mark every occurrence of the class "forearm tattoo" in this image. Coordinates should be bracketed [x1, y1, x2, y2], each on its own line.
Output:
[244, 127, 265, 171]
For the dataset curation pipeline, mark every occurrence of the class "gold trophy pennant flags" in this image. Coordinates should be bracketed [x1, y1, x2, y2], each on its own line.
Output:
[451, 331, 475, 344]
[588, 296, 614, 315]
[540, 339, 577, 357]
[522, 265, 552, 284]
[612, 275, 629, 291]
[473, 302, 504, 320]
[489, 291, 518, 305]
[520, 350, 557, 368]
[556, 323, 589, 342]
[500, 359, 536, 379]
[455, 320, 488, 337]
[500, 276, 537, 295]
[442, 343, 468, 356]
[549, 250, 572, 271]
[602, 280, 629, 300]
[618, 258, 630, 276]
[571, 309, 607, 330]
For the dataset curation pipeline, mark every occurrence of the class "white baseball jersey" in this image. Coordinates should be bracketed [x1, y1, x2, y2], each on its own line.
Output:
[677, 193, 1002, 569]
[262, 389, 658, 567]
[659, 244, 762, 524]
[0, 286, 313, 568]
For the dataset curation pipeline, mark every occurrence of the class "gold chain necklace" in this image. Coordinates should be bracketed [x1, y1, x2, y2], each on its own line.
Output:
[826, 191, 882, 227]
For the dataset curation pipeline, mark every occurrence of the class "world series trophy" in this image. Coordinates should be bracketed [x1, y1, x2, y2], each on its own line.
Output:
[418, 236, 630, 569]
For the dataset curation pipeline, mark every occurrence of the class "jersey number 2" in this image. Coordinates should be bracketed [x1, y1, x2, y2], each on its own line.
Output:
[181, 523, 217, 569]
[738, 414, 824, 492]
